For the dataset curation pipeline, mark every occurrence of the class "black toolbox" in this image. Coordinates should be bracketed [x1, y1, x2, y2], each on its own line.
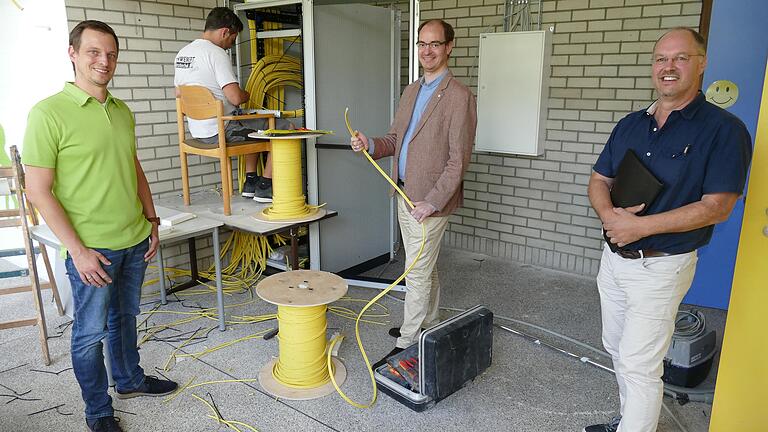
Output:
[374, 305, 493, 411]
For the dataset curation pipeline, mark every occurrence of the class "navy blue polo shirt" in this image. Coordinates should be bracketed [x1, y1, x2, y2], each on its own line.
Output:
[593, 92, 752, 254]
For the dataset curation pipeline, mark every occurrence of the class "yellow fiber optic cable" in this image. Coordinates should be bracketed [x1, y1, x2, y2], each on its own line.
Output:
[259, 135, 321, 220]
[271, 305, 335, 389]
[325, 108, 427, 408]
[143, 231, 273, 296]
[163, 375, 197, 403]
[248, 18, 257, 67]
[185, 378, 260, 391]
[253, 132, 331, 223]
[176, 331, 269, 360]
[163, 326, 211, 371]
[192, 393, 259, 432]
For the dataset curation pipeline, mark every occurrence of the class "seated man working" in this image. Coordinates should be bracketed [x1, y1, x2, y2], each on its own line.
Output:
[174, 6, 293, 203]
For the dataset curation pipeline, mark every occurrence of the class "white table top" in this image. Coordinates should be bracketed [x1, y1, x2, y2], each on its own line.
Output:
[155, 192, 337, 236]
[29, 206, 223, 249]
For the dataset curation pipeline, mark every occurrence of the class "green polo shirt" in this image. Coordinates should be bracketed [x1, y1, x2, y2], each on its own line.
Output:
[22, 82, 150, 250]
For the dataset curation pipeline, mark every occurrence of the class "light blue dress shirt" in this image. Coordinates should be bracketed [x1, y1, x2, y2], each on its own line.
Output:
[398, 70, 449, 181]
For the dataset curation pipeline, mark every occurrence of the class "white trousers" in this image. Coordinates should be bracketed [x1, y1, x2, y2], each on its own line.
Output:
[596, 244, 697, 432]
[395, 195, 450, 349]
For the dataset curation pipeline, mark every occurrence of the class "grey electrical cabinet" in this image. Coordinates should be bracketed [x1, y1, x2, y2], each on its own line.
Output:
[475, 30, 551, 156]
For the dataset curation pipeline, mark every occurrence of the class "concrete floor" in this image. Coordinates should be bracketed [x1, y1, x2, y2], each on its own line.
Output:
[0, 245, 722, 431]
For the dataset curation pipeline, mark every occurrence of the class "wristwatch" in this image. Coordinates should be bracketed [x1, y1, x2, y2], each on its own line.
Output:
[146, 216, 161, 225]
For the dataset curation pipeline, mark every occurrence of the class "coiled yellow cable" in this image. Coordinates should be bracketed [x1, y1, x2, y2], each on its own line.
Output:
[238, 22, 303, 193]
[271, 305, 335, 389]
[260, 136, 320, 220]
[326, 108, 426, 408]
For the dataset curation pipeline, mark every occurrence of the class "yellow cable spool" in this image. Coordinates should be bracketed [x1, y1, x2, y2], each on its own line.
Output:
[272, 305, 333, 388]
[324, 109, 427, 409]
[255, 270, 348, 400]
[255, 134, 321, 221]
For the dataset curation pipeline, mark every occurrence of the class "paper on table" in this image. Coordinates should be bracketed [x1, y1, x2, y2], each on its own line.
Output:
[160, 212, 196, 227]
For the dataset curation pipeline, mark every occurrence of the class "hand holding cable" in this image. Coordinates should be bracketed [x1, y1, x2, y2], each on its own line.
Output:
[344, 108, 415, 210]
[350, 132, 369, 153]
[350, 129, 435, 222]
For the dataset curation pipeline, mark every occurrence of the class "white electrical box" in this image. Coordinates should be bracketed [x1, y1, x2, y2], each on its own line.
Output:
[475, 30, 551, 156]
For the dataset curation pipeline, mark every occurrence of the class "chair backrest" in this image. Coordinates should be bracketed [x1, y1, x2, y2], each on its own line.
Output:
[177, 85, 223, 120]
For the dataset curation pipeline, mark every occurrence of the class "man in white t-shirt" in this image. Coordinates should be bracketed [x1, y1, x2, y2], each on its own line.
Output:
[175, 7, 284, 202]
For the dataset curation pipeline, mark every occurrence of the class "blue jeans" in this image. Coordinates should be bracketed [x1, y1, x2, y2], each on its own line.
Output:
[65, 238, 149, 420]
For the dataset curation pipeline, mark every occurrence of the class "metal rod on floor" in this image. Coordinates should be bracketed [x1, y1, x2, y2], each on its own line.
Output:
[213, 227, 225, 331]
[494, 324, 612, 373]
[494, 323, 690, 432]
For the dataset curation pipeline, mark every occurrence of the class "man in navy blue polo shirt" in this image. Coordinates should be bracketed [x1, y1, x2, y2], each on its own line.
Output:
[584, 28, 752, 432]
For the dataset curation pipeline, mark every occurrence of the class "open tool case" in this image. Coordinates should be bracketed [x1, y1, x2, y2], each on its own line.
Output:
[374, 305, 493, 411]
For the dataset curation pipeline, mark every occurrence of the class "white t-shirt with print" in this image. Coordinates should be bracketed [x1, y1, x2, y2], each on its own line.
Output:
[174, 39, 238, 138]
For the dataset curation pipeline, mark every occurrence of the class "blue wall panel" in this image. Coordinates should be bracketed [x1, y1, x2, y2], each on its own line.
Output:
[684, 0, 768, 309]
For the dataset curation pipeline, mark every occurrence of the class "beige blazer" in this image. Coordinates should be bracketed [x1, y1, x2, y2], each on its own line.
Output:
[371, 71, 477, 217]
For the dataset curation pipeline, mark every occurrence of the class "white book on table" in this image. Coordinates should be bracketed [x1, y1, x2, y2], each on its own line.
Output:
[160, 212, 196, 227]
[157, 225, 174, 235]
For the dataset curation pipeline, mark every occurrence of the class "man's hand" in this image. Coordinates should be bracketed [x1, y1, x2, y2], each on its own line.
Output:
[70, 247, 112, 287]
[144, 223, 160, 262]
[350, 132, 369, 152]
[410, 201, 437, 223]
[603, 203, 646, 247]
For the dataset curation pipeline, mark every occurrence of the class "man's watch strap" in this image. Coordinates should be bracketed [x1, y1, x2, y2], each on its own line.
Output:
[147, 217, 161, 224]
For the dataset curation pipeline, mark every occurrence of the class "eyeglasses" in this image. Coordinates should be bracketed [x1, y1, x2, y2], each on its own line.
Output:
[416, 41, 447, 49]
[653, 53, 704, 65]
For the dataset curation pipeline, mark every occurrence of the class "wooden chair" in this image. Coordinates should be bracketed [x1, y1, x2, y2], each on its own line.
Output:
[0, 146, 64, 365]
[176, 85, 275, 216]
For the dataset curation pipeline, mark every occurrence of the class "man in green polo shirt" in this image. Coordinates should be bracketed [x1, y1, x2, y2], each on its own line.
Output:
[23, 20, 177, 432]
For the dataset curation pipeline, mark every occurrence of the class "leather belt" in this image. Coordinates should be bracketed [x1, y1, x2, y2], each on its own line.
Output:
[616, 249, 673, 259]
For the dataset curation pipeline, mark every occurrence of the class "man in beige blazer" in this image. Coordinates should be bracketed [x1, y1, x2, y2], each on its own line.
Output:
[351, 19, 477, 366]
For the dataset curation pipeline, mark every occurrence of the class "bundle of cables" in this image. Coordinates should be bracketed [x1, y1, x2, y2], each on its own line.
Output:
[673, 309, 707, 340]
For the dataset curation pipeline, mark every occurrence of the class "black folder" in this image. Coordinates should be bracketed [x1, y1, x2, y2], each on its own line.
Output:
[603, 149, 664, 252]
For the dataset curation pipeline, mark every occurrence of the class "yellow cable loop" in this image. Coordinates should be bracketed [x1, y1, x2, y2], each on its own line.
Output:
[326, 108, 427, 408]
[238, 26, 304, 192]
[271, 305, 334, 389]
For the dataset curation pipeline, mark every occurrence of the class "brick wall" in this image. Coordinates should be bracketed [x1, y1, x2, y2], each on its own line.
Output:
[63, 0, 223, 271]
[421, 0, 703, 275]
[62, 0, 703, 277]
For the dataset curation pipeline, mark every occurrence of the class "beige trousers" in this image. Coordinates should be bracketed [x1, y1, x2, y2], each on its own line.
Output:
[596, 244, 698, 432]
[395, 195, 450, 349]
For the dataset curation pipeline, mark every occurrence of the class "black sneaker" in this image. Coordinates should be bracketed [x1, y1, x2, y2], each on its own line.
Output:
[583, 416, 621, 432]
[242, 172, 260, 197]
[115, 375, 178, 399]
[372, 347, 404, 370]
[253, 178, 273, 203]
[388, 327, 425, 338]
[87, 416, 123, 432]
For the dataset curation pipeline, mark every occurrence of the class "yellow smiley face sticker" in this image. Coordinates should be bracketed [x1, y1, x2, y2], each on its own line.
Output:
[705, 80, 739, 109]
